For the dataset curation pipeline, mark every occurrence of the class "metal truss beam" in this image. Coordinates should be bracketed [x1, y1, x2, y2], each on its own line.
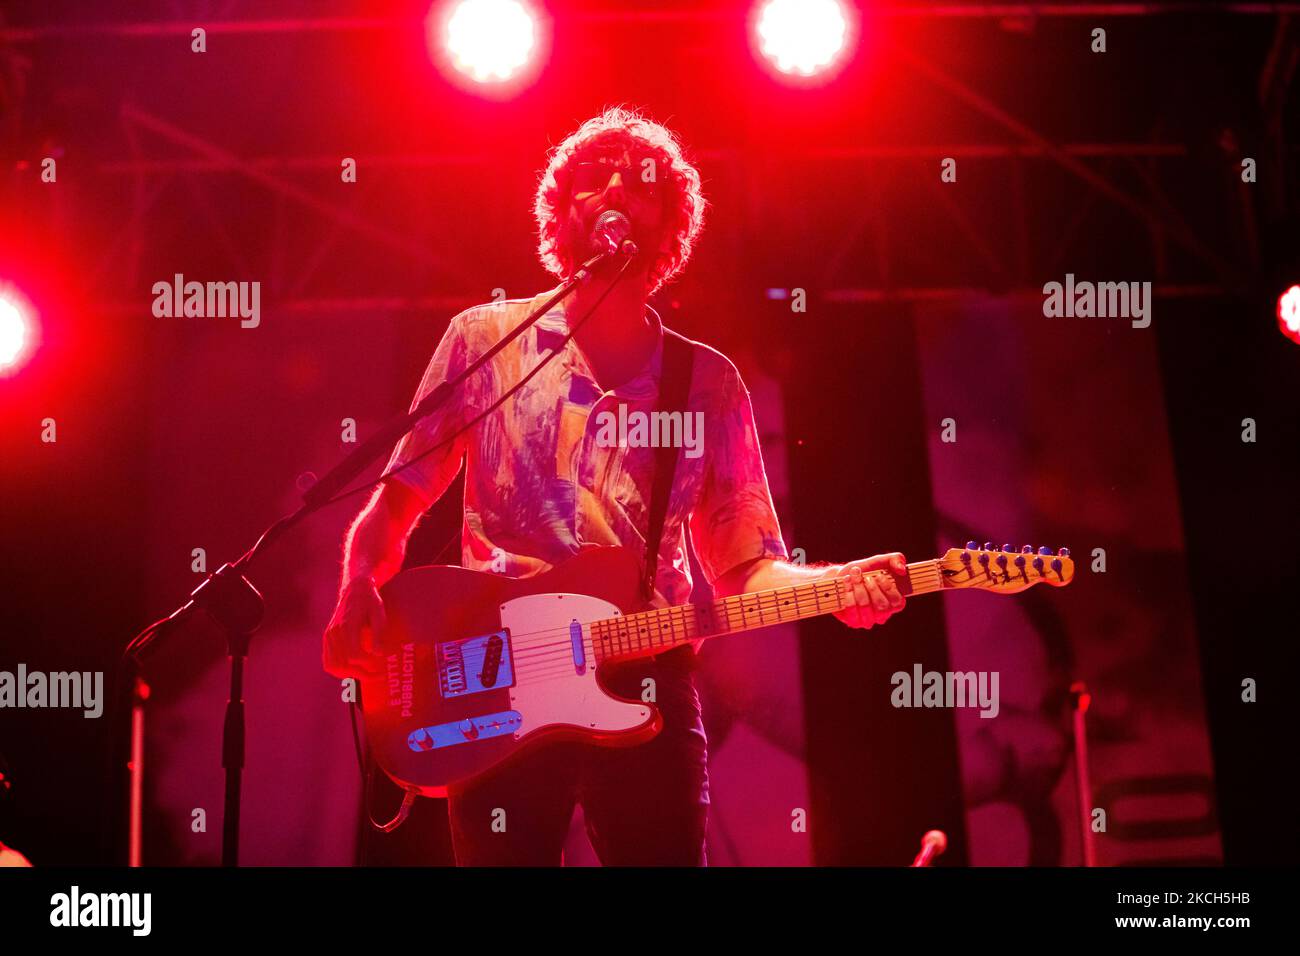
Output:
[5, 6, 1300, 43]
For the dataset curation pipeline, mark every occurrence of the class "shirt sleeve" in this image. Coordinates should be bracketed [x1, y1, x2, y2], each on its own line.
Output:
[381, 309, 482, 507]
[689, 357, 789, 584]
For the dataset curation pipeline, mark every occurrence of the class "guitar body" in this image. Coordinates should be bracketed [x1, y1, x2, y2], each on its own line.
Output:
[362, 546, 659, 796]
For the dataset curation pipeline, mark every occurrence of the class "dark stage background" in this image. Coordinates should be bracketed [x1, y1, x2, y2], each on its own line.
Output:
[1, 1, 1297, 866]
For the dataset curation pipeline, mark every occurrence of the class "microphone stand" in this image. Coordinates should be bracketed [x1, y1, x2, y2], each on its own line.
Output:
[122, 247, 618, 867]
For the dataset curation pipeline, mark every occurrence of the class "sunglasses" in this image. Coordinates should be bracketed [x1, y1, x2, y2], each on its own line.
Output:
[570, 161, 661, 198]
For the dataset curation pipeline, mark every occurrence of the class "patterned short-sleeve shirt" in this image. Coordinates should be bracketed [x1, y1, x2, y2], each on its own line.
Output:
[382, 289, 789, 611]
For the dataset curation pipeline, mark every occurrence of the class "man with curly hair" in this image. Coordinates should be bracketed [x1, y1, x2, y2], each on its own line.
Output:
[324, 107, 907, 866]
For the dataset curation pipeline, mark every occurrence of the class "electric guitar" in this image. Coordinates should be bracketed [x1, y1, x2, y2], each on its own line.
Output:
[361, 542, 1073, 795]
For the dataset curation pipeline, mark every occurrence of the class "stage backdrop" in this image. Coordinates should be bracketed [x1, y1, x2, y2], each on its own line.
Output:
[917, 297, 1221, 866]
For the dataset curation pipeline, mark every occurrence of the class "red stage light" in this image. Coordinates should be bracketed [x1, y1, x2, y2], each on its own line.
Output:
[0, 286, 37, 376]
[434, 0, 540, 87]
[1277, 284, 1300, 345]
[752, 0, 854, 81]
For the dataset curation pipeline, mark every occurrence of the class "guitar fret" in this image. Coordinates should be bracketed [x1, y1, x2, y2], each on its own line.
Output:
[785, 586, 801, 621]
[703, 601, 722, 638]
[584, 554, 1064, 665]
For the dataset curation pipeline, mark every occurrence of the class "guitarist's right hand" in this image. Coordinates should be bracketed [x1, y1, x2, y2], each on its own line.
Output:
[323, 576, 389, 679]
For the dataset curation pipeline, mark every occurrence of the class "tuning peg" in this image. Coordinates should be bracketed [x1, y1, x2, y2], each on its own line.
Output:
[1058, 547, 1071, 558]
[1015, 555, 1026, 567]
[983, 541, 994, 551]
[1051, 558, 1063, 573]
[965, 540, 978, 550]
[997, 554, 1008, 566]
[1021, 545, 1034, 553]
[1033, 557, 1044, 571]
[1037, 546, 1052, 556]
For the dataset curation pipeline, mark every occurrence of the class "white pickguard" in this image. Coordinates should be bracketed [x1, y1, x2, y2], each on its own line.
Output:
[499, 592, 651, 739]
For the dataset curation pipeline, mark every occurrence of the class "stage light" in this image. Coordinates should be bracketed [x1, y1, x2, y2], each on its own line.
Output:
[437, 0, 539, 85]
[1277, 284, 1300, 345]
[0, 287, 36, 376]
[752, 0, 854, 81]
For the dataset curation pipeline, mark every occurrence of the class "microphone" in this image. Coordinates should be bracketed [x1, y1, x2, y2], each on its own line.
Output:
[589, 210, 638, 259]
[911, 829, 948, 867]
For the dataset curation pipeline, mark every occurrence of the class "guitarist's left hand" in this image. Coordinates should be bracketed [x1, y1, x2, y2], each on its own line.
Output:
[823, 553, 907, 630]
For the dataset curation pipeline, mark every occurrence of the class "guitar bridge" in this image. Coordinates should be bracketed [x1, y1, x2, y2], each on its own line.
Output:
[436, 629, 515, 699]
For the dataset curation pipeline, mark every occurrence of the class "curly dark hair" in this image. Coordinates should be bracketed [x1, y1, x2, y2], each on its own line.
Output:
[533, 106, 707, 295]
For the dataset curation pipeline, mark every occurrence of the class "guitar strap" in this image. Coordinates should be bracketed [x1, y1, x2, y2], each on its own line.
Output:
[641, 327, 696, 605]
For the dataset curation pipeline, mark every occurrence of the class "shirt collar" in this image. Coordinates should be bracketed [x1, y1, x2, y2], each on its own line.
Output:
[532, 288, 664, 401]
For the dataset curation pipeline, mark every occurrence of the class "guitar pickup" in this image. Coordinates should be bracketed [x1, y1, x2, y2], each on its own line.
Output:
[479, 634, 504, 688]
[570, 619, 586, 675]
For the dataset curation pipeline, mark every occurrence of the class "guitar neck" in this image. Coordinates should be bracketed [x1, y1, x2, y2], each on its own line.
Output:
[588, 560, 944, 664]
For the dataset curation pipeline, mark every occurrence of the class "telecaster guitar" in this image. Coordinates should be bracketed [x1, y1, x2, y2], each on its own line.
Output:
[361, 542, 1073, 795]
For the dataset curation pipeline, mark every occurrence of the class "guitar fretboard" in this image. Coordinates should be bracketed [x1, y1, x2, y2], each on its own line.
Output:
[588, 560, 943, 663]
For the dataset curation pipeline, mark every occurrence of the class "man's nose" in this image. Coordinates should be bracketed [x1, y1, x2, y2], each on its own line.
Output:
[602, 171, 627, 203]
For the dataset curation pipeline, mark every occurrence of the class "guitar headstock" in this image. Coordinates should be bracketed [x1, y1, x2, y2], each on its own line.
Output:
[936, 542, 1074, 594]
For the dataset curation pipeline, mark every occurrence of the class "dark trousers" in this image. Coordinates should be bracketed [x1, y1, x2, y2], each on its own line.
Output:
[446, 649, 709, 866]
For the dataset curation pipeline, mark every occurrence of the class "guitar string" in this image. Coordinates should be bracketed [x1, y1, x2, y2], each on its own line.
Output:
[502, 568, 945, 661]
[493, 561, 948, 652]
[395, 556, 1060, 666]
[418, 559, 1042, 686]
[484, 566, 955, 678]
[423, 562, 1062, 692]
[503, 572, 958, 685]
[502, 563, 1067, 684]
[412, 560, 1066, 694]
[452, 578, 904, 690]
